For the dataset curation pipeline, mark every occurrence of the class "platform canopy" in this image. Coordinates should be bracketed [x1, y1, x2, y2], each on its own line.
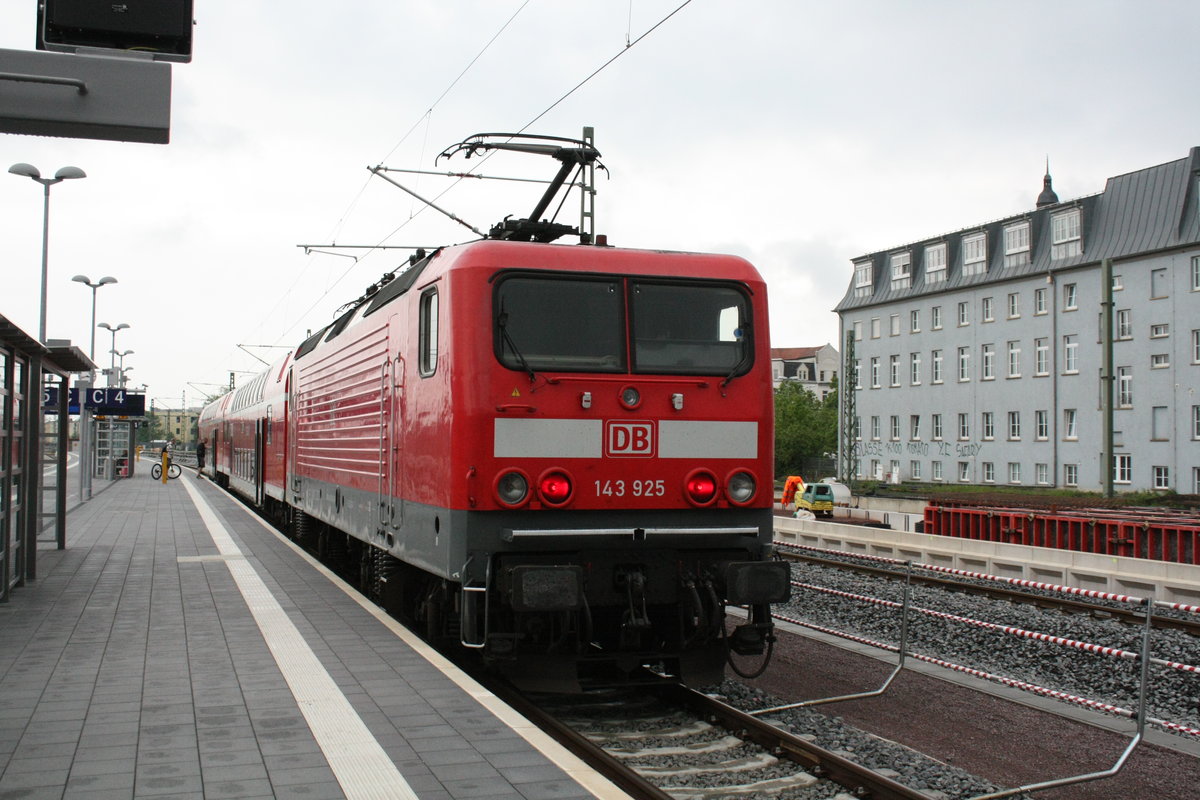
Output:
[0, 47, 171, 144]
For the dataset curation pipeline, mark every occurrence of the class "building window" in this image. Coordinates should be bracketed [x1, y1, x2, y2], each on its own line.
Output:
[1064, 463, 1079, 487]
[1193, 405, 1200, 439]
[853, 320, 863, 341]
[931, 305, 943, 330]
[1151, 353, 1170, 369]
[962, 232, 987, 276]
[1035, 338, 1049, 376]
[982, 462, 995, 483]
[889, 355, 900, 386]
[982, 296, 994, 322]
[910, 414, 921, 440]
[932, 350, 943, 383]
[958, 301, 969, 326]
[932, 461, 944, 481]
[871, 318, 881, 338]
[890, 460, 901, 481]
[891, 252, 912, 289]
[1193, 255, 1200, 291]
[911, 460, 923, 480]
[1064, 283, 1078, 310]
[958, 461, 971, 482]
[1035, 410, 1049, 440]
[1151, 267, 1168, 299]
[1052, 209, 1082, 259]
[1063, 335, 1078, 373]
[1114, 454, 1132, 484]
[1008, 411, 1021, 440]
[1007, 292, 1020, 319]
[890, 415, 900, 441]
[1116, 309, 1132, 340]
[958, 412, 970, 440]
[1152, 406, 1169, 441]
[870, 459, 880, 479]
[1193, 329, 1200, 363]
[854, 261, 872, 297]
[1150, 323, 1169, 339]
[981, 411, 995, 440]
[1034, 287, 1047, 315]
[910, 309, 920, 333]
[1036, 463, 1048, 485]
[870, 357, 880, 388]
[1196, 468, 1200, 494]
[958, 347, 970, 381]
[910, 352, 921, 385]
[925, 243, 947, 284]
[932, 413, 943, 440]
[871, 416, 880, 440]
[1064, 408, 1078, 440]
[1008, 462, 1021, 484]
[1112, 273, 1123, 291]
[981, 344, 995, 380]
[1007, 341, 1021, 378]
[1117, 366, 1132, 407]
[853, 359, 862, 389]
[1003, 221, 1031, 267]
[890, 314, 901, 336]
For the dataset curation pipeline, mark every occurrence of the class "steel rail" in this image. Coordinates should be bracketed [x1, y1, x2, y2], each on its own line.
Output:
[663, 683, 931, 800]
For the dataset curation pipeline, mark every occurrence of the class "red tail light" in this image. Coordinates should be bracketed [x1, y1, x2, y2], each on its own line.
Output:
[685, 470, 718, 506]
[538, 470, 572, 506]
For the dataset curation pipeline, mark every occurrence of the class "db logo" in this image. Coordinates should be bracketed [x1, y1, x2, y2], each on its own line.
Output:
[604, 421, 656, 457]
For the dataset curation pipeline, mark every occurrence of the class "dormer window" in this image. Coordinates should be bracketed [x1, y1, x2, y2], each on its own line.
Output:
[962, 232, 987, 276]
[854, 260, 873, 297]
[1003, 221, 1030, 267]
[890, 251, 912, 289]
[1052, 208, 1082, 259]
[924, 242, 947, 284]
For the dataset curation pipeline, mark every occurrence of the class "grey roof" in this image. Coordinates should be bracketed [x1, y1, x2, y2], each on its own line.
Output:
[835, 146, 1200, 312]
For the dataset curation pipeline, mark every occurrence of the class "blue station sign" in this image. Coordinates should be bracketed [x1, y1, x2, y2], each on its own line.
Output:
[43, 387, 146, 416]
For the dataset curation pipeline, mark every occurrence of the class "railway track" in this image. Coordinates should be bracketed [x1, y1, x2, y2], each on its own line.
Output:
[501, 679, 934, 800]
[775, 542, 1200, 635]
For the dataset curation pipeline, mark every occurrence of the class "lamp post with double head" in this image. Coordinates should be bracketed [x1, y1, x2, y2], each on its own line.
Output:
[111, 349, 134, 387]
[8, 163, 87, 342]
[71, 275, 117, 362]
[97, 322, 130, 387]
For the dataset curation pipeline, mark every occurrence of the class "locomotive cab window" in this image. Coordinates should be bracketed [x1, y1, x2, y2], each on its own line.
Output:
[494, 272, 751, 376]
[630, 281, 750, 375]
[419, 288, 439, 376]
[495, 276, 625, 372]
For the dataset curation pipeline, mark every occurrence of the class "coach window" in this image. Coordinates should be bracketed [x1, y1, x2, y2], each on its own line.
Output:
[419, 288, 439, 376]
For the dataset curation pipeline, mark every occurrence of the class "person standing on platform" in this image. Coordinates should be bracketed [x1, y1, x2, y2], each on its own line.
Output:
[196, 438, 207, 476]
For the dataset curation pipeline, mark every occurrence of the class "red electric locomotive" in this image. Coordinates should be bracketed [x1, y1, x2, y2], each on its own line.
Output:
[199, 134, 789, 689]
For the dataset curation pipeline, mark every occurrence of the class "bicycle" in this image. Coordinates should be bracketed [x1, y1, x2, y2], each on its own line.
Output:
[151, 461, 182, 480]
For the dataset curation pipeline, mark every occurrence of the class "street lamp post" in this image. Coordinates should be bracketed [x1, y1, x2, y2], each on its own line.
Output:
[111, 349, 134, 387]
[97, 322, 129, 385]
[8, 163, 87, 342]
[71, 275, 117, 362]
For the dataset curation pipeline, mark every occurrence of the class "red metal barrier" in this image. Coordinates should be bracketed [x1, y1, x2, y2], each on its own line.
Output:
[923, 503, 1200, 565]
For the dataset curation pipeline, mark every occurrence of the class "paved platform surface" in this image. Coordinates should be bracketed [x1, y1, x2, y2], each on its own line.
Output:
[1, 466, 626, 800]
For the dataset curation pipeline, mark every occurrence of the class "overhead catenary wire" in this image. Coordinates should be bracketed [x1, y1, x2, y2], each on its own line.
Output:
[235, 0, 697, 380]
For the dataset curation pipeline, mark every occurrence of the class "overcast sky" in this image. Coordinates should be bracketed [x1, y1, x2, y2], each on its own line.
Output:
[3, 1, 1199, 411]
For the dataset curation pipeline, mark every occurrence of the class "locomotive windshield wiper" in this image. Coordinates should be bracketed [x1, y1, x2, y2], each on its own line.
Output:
[719, 329, 751, 391]
[497, 311, 537, 383]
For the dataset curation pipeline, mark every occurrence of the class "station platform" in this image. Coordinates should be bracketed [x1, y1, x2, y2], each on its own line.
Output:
[0, 467, 627, 800]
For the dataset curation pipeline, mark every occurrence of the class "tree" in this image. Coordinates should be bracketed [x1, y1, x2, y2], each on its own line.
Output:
[774, 379, 838, 478]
